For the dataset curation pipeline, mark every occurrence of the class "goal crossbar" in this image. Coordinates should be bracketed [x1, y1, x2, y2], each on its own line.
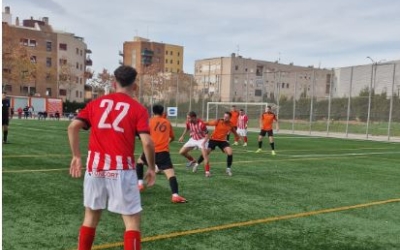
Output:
[206, 102, 275, 120]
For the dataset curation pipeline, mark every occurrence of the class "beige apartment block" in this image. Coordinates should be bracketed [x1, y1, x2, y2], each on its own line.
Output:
[56, 31, 91, 102]
[122, 36, 183, 74]
[194, 53, 333, 103]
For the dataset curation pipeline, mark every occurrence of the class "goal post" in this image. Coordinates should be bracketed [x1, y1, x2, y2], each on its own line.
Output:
[206, 102, 278, 121]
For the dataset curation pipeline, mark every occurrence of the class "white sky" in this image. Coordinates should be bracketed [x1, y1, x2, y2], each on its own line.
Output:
[3, 0, 400, 75]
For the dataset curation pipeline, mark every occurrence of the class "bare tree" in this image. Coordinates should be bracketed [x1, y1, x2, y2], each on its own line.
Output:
[85, 68, 115, 99]
[58, 59, 78, 101]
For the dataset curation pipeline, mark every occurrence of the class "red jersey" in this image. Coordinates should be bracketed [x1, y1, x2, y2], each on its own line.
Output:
[237, 114, 248, 129]
[261, 112, 277, 130]
[76, 93, 150, 172]
[186, 119, 208, 140]
[149, 116, 174, 153]
[206, 119, 236, 141]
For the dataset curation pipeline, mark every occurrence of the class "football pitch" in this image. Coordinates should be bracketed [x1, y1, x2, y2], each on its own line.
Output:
[2, 119, 400, 250]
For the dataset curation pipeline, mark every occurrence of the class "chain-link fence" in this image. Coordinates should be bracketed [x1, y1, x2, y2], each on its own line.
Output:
[135, 62, 400, 142]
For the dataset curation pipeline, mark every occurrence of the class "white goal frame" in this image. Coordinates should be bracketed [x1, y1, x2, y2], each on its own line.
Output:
[206, 102, 277, 120]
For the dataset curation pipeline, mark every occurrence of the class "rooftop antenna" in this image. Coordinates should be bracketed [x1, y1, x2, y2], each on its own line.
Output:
[236, 45, 240, 56]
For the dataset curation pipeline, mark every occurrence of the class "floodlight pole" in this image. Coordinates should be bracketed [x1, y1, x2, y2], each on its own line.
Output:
[345, 67, 354, 137]
[387, 63, 396, 141]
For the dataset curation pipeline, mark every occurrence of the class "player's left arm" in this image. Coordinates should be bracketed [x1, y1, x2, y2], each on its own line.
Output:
[274, 115, 279, 131]
[68, 119, 86, 178]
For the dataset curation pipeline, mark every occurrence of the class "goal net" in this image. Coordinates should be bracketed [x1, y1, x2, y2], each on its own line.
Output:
[206, 102, 278, 122]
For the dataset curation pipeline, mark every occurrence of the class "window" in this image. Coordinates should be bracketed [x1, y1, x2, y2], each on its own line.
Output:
[255, 89, 262, 96]
[59, 43, 67, 50]
[286, 83, 289, 88]
[170, 59, 173, 64]
[76, 90, 79, 98]
[326, 74, 331, 83]
[165, 59, 168, 64]
[80, 50, 83, 56]
[326, 84, 330, 94]
[235, 65, 239, 70]
[4, 85, 12, 92]
[76, 48, 79, 54]
[80, 91, 83, 98]
[59, 89, 67, 96]
[80, 78, 83, 84]
[28, 39, 37, 47]
[170, 51, 173, 55]
[177, 60, 180, 65]
[46, 41, 52, 51]
[20, 38, 28, 46]
[282, 82, 285, 88]
[80, 64, 83, 70]
[46, 88, 52, 96]
[165, 50, 168, 55]
[30, 56, 37, 64]
[76, 62, 79, 69]
[46, 58, 52, 67]
[76, 77, 79, 83]
[178, 52, 180, 56]
[59, 59, 67, 65]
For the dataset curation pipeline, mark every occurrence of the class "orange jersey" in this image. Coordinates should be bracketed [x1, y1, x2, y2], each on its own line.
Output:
[230, 110, 240, 126]
[260, 112, 277, 130]
[206, 119, 236, 141]
[149, 116, 174, 152]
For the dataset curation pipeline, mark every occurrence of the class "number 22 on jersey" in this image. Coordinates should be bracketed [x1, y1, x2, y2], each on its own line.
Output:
[98, 99, 130, 132]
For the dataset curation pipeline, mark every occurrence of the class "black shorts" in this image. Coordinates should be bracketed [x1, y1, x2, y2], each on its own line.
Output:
[140, 151, 173, 170]
[2, 116, 9, 126]
[260, 129, 273, 137]
[208, 140, 230, 151]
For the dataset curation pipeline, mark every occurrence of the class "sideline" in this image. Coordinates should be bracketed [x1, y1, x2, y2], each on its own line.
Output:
[84, 198, 400, 250]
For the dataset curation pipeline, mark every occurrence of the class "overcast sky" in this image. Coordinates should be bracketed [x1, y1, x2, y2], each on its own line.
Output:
[3, 0, 400, 74]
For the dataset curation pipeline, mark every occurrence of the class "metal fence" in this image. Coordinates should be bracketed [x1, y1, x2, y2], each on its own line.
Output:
[135, 62, 400, 142]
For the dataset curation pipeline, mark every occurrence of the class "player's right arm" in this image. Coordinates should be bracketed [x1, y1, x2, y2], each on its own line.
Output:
[68, 119, 86, 178]
[179, 126, 189, 143]
[259, 114, 263, 129]
[139, 133, 156, 187]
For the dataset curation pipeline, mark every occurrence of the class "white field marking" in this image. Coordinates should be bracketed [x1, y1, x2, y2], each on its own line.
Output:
[84, 198, 400, 250]
[2, 155, 372, 173]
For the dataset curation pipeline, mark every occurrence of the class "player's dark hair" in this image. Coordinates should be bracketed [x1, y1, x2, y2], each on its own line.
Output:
[239, 109, 244, 111]
[225, 111, 232, 117]
[188, 111, 197, 118]
[114, 66, 137, 87]
[232, 105, 236, 108]
[153, 104, 164, 115]
[267, 105, 272, 109]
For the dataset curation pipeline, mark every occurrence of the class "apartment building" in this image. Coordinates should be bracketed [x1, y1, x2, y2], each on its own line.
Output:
[56, 31, 91, 102]
[194, 53, 333, 102]
[122, 36, 183, 74]
[2, 6, 92, 102]
[333, 60, 400, 98]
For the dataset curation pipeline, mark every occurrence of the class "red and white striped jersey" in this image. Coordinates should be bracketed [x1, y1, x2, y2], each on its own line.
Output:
[186, 118, 208, 140]
[237, 114, 248, 129]
[76, 92, 150, 172]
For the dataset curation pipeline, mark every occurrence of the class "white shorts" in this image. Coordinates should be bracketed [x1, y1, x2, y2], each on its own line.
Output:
[83, 170, 142, 215]
[237, 128, 247, 137]
[183, 138, 208, 150]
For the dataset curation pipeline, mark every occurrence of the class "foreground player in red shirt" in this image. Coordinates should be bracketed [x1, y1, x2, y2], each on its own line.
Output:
[68, 66, 156, 250]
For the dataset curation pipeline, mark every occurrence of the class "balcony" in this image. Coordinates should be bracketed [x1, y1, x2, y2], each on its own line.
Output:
[86, 57, 93, 66]
[84, 70, 93, 79]
[85, 49, 92, 54]
[119, 50, 124, 56]
[141, 49, 154, 56]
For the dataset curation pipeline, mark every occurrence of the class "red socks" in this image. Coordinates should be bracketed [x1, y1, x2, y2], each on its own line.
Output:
[205, 163, 210, 172]
[124, 230, 141, 250]
[78, 226, 96, 250]
[187, 156, 194, 161]
[244, 136, 248, 143]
